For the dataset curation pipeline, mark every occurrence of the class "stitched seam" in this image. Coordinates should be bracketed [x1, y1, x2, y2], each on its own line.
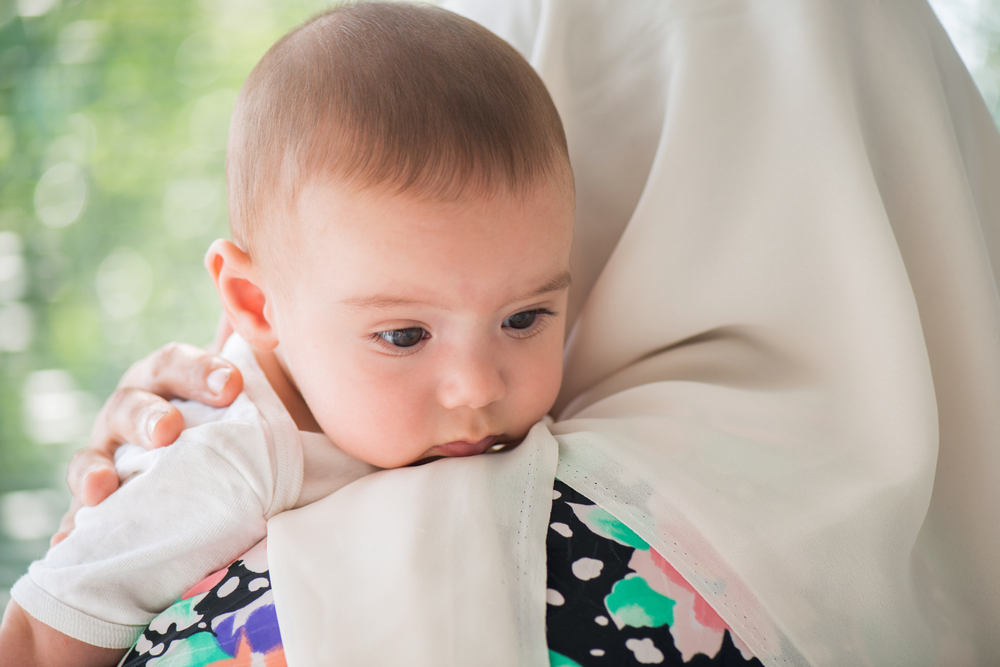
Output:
[556, 455, 790, 666]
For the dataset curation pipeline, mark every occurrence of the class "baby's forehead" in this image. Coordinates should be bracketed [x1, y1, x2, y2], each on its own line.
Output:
[292, 172, 574, 239]
[281, 174, 574, 293]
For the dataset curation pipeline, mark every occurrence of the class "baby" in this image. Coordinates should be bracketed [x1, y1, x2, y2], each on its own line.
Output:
[0, 3, 574, 665]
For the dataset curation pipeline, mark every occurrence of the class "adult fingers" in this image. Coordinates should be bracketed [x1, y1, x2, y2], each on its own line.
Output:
[64, 340, 244, 518]
[88, 387, 185, 456]
[86, 342, 242, 458]
[118, 341, 243, 408]
[65, 447, 124, 507]
[69, 387, 188, 507]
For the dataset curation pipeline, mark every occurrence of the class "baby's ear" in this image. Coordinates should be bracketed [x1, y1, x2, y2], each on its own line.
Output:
[205, 239, 278, 351]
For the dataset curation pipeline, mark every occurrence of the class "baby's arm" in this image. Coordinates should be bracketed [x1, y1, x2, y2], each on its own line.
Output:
[9, 426, 275, 660]
[0, 599, 123, 667]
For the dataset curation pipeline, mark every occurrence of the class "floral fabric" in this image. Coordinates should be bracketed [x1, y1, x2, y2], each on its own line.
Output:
[119, 539, 285, 666]
[546, 480, 762, 666]
[120, 482, 759, 666]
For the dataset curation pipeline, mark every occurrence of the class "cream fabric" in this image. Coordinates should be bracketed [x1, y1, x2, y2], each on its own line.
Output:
[267, 0, 1000, 665]
[13, 335, 305, 649]
[269, 421, 558, 667]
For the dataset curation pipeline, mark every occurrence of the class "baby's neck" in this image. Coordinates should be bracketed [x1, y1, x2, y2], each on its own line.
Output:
[253, 348, 324, 433]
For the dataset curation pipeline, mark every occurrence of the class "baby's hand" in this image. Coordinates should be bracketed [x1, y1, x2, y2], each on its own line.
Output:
[54, 325, 242, 546]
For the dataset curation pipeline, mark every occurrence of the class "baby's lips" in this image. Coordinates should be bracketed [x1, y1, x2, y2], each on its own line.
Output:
[429, 435, 497, 458]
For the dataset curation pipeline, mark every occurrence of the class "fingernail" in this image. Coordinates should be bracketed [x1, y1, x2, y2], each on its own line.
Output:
[207, 368, 231, 396]
[146, 410, 168, 442]
[84, 465, 108, 483]
[81, 470, 98, 499]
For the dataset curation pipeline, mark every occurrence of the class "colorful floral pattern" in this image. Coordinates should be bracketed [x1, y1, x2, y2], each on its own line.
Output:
[120, 539, 286, 667]
[546, 480, 761, 665]
[121, 482, 759, 666]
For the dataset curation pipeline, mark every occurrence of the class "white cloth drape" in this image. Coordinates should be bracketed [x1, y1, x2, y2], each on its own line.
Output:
[268, 0, 1000, 664]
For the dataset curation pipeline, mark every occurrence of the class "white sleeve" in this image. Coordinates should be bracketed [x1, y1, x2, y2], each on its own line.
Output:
[10, 433, 274, 650]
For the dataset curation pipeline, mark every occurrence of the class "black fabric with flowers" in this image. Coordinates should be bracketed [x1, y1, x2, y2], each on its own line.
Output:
[545, 479, 764, 666]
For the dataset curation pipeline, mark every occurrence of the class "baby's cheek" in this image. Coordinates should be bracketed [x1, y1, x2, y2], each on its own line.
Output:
[522, 348, 563, 420]
[334, 384, 432, 464]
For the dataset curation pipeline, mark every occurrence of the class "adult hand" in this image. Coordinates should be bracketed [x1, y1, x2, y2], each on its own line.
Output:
[52, 318, 242, 545]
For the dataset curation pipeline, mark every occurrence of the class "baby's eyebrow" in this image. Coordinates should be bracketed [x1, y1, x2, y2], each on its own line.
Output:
[509, 270, 572, 305]
[339, 271, 571, 311]
[339, 294, 434, 309]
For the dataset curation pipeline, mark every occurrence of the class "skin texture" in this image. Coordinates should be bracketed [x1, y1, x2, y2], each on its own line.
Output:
[208, 176, 574, 467]
[11, 175, 573, 664]
[0, 600, 124, 667]
[53, 335, 243, 545]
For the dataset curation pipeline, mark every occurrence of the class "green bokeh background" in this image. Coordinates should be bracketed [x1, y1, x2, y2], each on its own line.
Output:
[0, 0, 375, 603]
[0, 0, 997, 605]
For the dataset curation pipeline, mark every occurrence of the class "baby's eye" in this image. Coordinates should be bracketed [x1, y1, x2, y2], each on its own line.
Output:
[502, 308, 555, 338]
[504, 310, 539, 330]
[378, 328, 426, 347]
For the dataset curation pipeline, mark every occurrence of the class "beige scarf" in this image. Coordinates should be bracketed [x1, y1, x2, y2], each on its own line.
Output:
[268, 0, 1000, 664]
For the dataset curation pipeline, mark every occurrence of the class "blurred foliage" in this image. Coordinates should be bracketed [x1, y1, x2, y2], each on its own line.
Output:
[0, 0, 997, 602]
[0, 0, 349, 597]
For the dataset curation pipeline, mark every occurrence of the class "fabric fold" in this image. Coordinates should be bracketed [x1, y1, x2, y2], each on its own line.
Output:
[268, 422, 559, 666]
[269, 0, 1000, 664]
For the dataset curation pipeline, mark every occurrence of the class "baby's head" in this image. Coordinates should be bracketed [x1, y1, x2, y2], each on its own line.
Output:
[206, 2, 574, 468]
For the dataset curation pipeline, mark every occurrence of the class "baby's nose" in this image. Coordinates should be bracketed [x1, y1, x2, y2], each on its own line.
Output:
[436, 351, 506, 410]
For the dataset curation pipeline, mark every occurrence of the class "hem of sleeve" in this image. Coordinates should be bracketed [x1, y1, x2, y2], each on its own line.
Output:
[10, 575, 145, 650]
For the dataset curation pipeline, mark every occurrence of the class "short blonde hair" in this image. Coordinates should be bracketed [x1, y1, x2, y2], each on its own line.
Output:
[226, 1, 571, 266]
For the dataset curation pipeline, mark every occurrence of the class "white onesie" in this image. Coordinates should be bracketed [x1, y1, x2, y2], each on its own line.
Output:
[10, 334, 375, 649]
